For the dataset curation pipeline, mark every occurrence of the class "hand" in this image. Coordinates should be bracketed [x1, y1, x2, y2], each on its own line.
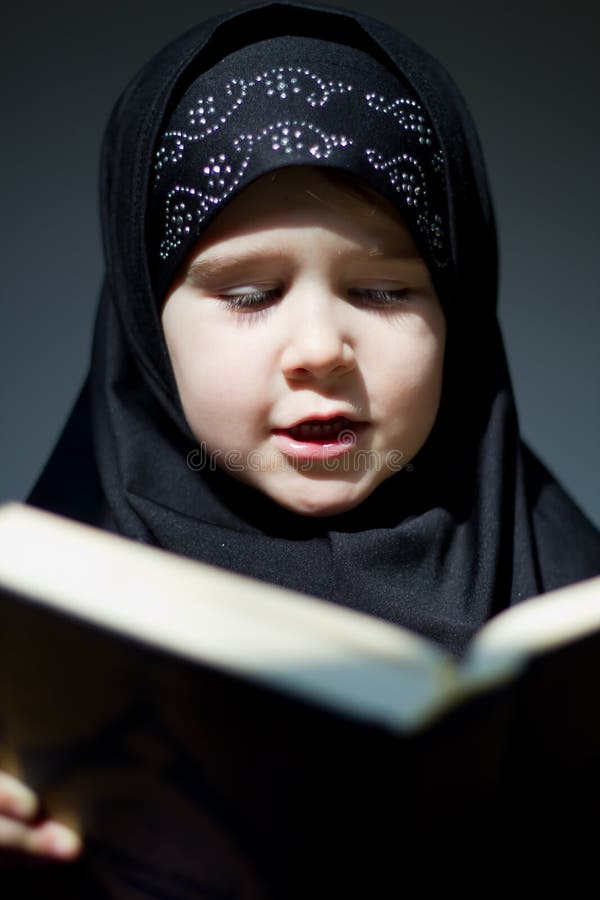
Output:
[0, 771, 82, 861]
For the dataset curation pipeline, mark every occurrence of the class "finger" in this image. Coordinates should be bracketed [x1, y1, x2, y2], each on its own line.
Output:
[0, 814, 81, 860]
[0, 812, 36, 852]
[0, 772, 39, 820]
[27, 820, 83, 859]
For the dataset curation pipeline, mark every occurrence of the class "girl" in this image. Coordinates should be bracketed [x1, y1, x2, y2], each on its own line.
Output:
[2, 0, 599, 882]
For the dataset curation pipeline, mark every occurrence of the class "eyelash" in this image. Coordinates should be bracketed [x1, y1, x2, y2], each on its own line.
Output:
[218, 287, 413, 313]
[219, 290, 280, 311]
[349, 288, 412, 307]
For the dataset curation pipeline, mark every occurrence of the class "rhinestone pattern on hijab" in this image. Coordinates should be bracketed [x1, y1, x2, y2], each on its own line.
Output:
[149, 37, 450, 300]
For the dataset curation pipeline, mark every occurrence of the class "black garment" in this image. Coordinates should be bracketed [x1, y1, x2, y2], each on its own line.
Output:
[148, 34, 452, 302]
[28, 0, 600, 660]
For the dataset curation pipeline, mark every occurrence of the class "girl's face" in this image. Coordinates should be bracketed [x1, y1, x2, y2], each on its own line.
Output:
[161, 166, 446, 517]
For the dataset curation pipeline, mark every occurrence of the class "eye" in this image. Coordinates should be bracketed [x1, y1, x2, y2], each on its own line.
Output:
[217, 288, 282, 313]
[348, 287, 413, 308]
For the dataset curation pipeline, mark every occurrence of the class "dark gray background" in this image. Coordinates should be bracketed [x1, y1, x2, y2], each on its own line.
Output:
[2, 0, 598, 526]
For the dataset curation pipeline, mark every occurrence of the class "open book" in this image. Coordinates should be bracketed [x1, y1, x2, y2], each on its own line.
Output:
[0, 502, 599, 896]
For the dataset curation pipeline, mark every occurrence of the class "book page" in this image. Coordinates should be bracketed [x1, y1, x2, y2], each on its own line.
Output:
[461, 576, 600, 684]
[0, 503, 456, 731]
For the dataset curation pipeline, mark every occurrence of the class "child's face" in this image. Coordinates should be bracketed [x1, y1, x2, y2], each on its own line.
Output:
[162, 166, 446, 517]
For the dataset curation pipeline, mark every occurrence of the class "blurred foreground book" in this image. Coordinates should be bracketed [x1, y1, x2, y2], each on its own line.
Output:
[0, 502, 599, 897]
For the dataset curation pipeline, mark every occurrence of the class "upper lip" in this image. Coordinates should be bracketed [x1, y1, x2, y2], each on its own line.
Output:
[278, 412, 364, 430]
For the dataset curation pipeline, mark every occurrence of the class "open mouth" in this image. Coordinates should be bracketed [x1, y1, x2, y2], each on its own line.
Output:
[271, 416, 365, 461]
[285, 416, 357, 443]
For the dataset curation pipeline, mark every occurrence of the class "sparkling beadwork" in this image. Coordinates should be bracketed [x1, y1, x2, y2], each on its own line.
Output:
[366, 93, 433, 146]
[155, 66, 354, 191]
[364, 147, 446, 260]
[155, 67, 448, 267]
[158, 117, 353, 259]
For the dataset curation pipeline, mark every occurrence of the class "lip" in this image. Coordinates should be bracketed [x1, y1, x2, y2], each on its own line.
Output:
[284, 412, 362, 430]
[271, 415, 367, 461]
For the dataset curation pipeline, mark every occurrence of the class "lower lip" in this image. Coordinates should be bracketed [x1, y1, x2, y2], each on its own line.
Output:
[271, 424, 366, 460]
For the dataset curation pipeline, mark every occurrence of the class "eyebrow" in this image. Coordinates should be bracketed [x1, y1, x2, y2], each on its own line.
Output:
[364, 246, 420, 260]
[186, 251, 289, 281]
[186, 245, 421, 281]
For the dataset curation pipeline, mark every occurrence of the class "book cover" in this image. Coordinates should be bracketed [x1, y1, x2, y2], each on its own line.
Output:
[0, 503, 599, 895]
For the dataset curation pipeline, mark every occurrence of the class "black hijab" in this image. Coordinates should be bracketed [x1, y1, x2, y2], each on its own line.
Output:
[28, 0, 600, 659]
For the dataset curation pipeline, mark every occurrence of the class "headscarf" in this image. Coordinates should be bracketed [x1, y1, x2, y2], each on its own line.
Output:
[148, 34, 451, 303]
[28, 0, 600, 660]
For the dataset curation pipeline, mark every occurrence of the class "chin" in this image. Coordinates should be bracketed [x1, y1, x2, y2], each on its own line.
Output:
[271, 485, 368, 518]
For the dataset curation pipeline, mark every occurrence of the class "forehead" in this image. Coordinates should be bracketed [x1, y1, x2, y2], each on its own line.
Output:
[188, 165, 421, 258]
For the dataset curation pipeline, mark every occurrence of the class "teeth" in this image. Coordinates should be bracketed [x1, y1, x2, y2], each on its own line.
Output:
[289, 417, 349, 442]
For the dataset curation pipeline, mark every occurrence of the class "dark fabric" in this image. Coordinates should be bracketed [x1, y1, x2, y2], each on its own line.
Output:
[148, 35, 451, 303]
[28, 0, 600, 659]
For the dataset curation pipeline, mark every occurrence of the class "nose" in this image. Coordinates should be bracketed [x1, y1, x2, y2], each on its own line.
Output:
[279, 298, 356, 381]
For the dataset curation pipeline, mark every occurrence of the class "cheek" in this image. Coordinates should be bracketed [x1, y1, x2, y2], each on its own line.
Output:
[375, 316, 445, 412]
[165, 318, 270, 446]
[368, 317, 445, 467]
